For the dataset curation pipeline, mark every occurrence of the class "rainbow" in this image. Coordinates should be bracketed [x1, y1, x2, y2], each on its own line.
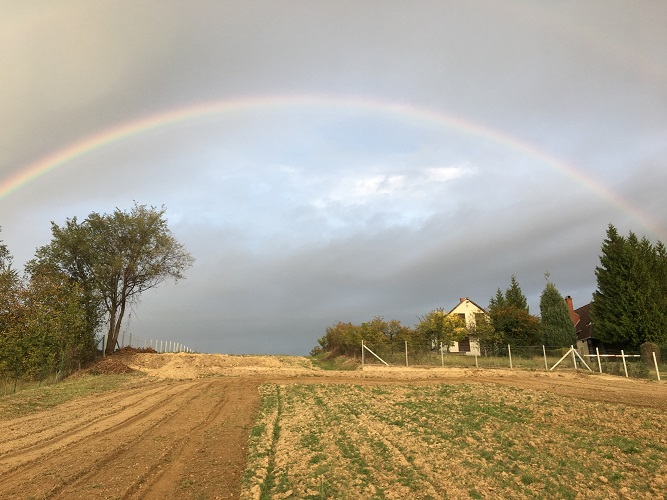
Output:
[1, 94, 663, 239]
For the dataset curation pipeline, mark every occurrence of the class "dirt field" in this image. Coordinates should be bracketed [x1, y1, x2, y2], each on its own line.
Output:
[0, 352, 665, 499]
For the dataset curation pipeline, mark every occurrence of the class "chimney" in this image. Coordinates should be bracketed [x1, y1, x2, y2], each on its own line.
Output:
[459, 297, 467, 303]
[564, 296, 578, 325]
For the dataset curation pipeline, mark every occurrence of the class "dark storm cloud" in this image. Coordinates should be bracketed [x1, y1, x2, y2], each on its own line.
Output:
[1, 1, 665, 354]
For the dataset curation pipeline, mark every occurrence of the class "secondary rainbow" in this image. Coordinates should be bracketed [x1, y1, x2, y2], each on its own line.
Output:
[1, 94, 663, 239]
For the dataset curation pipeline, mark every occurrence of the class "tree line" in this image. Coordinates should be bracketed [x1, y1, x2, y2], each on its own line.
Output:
[313, 274, 575, 357]
[0, 203, 193, 384]
[315, 224, 667, 357]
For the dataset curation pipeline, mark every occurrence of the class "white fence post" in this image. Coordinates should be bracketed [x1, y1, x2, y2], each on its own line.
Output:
[543, 345, 548, 371]
[361, 340, 365, 365]
[405, 341, 408, 367]
[653, 351, 661, 381]
[596, 347, 602, 373]
[621, 350, 628, 378]
[571, 345, 577, 370]
[508, 344, 513, 370]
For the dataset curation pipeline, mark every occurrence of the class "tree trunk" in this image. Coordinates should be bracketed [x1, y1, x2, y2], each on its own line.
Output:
[109, 300, 127, 355]
[105, 307, 117, 355]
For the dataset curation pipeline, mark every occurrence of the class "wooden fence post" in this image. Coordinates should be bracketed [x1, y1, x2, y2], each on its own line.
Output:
[653, 351, 661, 381]
[508, 344, 513, 370]
[361, 340, 365, 365]
[596, 347, 602, 373]
[543, 345, 548, 371]
[405, 341, 408, 367]
[621, 350, 628, 378]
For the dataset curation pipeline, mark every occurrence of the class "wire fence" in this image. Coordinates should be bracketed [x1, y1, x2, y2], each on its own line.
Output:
[360, 341, 664, 381]
[99, 331, 194, 354]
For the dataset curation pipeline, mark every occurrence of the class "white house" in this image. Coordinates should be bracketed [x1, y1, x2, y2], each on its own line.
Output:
[447, 297, 487, 356]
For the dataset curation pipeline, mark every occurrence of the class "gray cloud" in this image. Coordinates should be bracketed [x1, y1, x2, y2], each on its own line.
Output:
[1, 1, 665, 354]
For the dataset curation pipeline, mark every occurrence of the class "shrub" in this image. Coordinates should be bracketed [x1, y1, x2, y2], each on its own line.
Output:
[640, 342, 660, 365]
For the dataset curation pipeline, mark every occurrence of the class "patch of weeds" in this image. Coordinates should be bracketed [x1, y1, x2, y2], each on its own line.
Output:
[604, 435, 641, 455]
[250, 423, 266, 438]
[309, 453, 327, 465]
[301, 430, 320, 448]
[609, 471, 624, 483]
[469, 489, 483, 499]
[520, 473, 537, 485]
[544, 479, 576, 499]
[336, 431, 371, 478]
[0, 374, 138, 419]
[316, 478, 335, 499]
[310, 353, 360, 371]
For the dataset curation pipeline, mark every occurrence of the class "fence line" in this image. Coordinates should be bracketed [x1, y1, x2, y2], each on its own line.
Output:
[359, 341, 663, 381]
[99, 333, 194, 354]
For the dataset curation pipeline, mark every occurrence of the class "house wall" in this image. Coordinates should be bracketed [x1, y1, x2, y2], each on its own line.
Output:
[448, 298, 484, 356]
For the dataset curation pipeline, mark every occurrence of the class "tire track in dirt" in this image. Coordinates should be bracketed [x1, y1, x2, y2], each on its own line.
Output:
[138, 378, 261, 500]
[0, 378, 261, 500]
[50, 380, 224, 499]
[0, 381, 172, 457]
[0, 379, 207, 498]
[0, 380, 161, 444]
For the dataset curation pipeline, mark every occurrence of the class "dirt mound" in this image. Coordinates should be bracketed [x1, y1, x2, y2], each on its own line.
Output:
[121, 352, 318, 379]
[115, 346, 157, 354]
[87, 356, 135, 375]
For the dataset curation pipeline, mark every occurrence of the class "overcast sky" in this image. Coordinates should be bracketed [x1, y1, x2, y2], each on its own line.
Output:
[1, 1, 666, 354]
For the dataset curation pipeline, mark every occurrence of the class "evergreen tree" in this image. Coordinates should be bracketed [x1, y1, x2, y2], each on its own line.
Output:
[540, 278, 577, 347]
[506, 275, 529, 311]
[591, 225, 667, 348]
[488, 288, 506, 311]
[488, 276, 540, 345]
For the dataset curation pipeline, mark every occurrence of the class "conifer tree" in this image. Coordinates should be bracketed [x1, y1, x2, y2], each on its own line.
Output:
[591, 225, 667, 348]
[539, 276, 577, 347]
[505, 275, 529, 311]
[488, 275, 540, 345]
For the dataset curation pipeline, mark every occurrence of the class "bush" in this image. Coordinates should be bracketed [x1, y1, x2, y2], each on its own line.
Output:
[640, 342, 660, 365]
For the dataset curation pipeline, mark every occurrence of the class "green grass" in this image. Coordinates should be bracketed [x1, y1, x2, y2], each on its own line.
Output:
[0, 373, 141, 419]
[310, 352, 360, 371]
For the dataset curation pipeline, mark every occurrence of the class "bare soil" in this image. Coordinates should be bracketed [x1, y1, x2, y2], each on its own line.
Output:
[0, 352, 665, 499]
